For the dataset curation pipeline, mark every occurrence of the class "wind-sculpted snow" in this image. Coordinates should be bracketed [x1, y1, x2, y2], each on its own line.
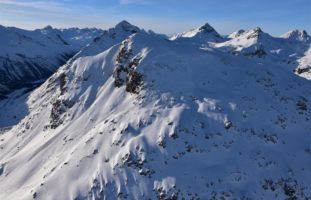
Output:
[0, 22, 311, 200]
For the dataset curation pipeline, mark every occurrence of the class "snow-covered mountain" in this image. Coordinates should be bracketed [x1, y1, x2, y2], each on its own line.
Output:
[0, 21, 311, 200]
[228, 29, 245, 39]
[215, 27, 311, 80]
[0, 21, 146, 128]
[0, 25, 104, 98]
[297, 47, 311, 80]
[170, 23, 225, 44]
[73, 20, 140, 58]
[281, 29, 311, 42]
[38, 26, 104, 48]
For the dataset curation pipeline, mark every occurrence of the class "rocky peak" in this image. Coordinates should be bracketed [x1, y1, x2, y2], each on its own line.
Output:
[282, 29, 310, 42]
[114, 20, 140, 33]
[228, 29, 245, 38]
[246, 27, 263, 39]
[198, 23, 217, 33]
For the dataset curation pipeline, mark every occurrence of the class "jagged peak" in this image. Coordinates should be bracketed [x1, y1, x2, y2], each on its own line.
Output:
[114, 20, 140, 33]
[171, 22, 220, 40]
[90, 21, 140, 44]
[254, 27, 262, 32]
[281, 29, 310, 41]
[249, 27, 263, 35]
[115, 20, 131, 26]
[198, 22, 217, 33]
[244, 27, 265, 40]
[196, 22, 221, 38]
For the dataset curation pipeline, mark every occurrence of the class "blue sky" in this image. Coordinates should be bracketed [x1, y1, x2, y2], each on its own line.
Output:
[0, 0, 310, 36]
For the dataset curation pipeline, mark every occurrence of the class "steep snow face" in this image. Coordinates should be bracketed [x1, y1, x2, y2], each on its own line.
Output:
[296, 45, 311, 80]
[0, 30, 311, 200]
[0, 85, 41, 128]
[0, 25, 103, 96]
[228, 29, 245, 39]
[0, 21, 140, 129]
[170, 23, 224, 43]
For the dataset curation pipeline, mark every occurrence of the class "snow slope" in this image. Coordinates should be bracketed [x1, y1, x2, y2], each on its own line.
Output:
[0, 25, 103, 97]
[228, 29, 245, 39]
[296, 45, 311, 80]
[0, 21, 142, 129]
[0, 85, 40, 129]
[0, 22, 311, 200]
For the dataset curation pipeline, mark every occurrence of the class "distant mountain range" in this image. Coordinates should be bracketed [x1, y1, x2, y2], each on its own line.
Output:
[0, 21, 310, 200]
[0, 25, 104, 98]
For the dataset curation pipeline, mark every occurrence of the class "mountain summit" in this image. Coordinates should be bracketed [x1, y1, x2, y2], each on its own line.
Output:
[281, 29, 310, 42]
[114, 20, 140, 33]
[198, 22, 218, 34]
[170, 22, 222, 42]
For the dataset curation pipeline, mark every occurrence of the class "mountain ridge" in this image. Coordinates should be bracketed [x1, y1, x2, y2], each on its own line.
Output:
[0, 21, 311, 200]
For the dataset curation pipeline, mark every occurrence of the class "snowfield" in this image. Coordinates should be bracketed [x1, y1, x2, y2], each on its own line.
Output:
[0, 21, 311, 200]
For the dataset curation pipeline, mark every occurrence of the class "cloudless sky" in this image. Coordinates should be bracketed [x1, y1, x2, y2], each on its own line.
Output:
[0, 0, 310, 36]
